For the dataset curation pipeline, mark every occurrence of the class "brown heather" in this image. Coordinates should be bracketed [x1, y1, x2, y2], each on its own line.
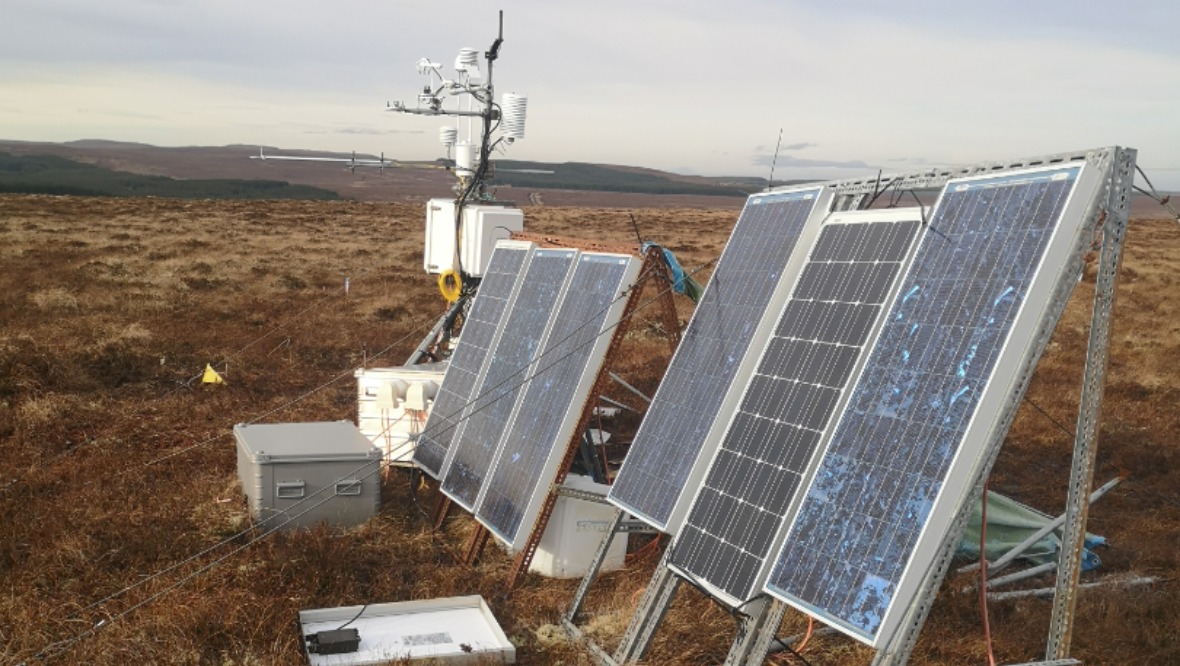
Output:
[0, 194, 1176, 665]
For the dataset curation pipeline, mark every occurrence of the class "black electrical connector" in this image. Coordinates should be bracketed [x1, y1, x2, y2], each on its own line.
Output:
[306, 628, 361, 655]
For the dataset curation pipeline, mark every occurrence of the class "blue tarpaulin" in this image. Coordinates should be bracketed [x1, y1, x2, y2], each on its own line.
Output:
[642, 242, 703, 303]
[958, 490, 1106, 571]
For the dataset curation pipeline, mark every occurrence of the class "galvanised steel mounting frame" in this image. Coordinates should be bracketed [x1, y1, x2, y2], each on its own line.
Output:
[567, 146, 1135, 666]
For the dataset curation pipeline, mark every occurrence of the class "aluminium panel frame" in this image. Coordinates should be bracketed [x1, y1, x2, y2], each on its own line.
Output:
[868, 149, 1123, 665]
[608, 185, 836, 534]
[413, 239, 537, 479]
[475, 252, 643, 550]
[437, 247, 581, 508]
[575, 146, 1133, 666]
[763, 161, 1104, 647]
[666, 207, 927, 607]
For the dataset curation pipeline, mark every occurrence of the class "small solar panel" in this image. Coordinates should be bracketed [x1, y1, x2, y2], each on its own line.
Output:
[670, 212, 922, 605]
[476, 253, 641, 549]
[413, 241, 534, 478]
[765, 164, 1101, 647]
[608, 187, 832, 531]
[439, 248, 579, 511]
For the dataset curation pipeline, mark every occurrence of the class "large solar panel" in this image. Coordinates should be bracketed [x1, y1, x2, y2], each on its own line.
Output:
[669, 211, 923, 606]
[439, 248, 578, 511]
[765, 164, 1101, 647]
[412, 241, 534, 478]
[608, 187, 832, 531]
[476, 253, 642, 549]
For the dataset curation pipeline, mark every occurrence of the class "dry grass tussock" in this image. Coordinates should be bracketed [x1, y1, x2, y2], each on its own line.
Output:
[0, 194, 1177, 665]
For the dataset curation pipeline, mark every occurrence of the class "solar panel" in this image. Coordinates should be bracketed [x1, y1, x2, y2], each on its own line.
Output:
[412, 241, 534, 478]
[476, 252, 642, 549]
[669, 211, 923, 606]
[608, 187, 832, 531]
[439, 248, 579, 511]
[765, 164, 1102, 647]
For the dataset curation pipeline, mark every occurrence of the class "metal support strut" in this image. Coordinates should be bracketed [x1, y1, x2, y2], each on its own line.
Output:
[872, 147, 1134, 666]
[613, 552, 682, 664]
[1046, 147, 1135, 659]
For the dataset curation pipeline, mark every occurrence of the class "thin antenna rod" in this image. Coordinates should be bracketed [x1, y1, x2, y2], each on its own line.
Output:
[629, 213, 644, 245]
[768, 128, 783, 189]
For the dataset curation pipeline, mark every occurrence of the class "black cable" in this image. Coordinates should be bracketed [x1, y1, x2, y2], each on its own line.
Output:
[1134, 164, 1179, 221]
[905, 190, 928, 227]
[1022, 394, 1180, 509]
[773, 636, 816, 666]
[31, 452, 406, 663]
[335, 604, 368, 631]
[416, 254, 712, 453]
[865, 177, 899, 209]
[1022, 395, 1076, 441]
[31, 251, 717, 660]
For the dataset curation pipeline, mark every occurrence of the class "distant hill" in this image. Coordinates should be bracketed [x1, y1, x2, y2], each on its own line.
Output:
[0, 152, 339, 200]
[490, 161, 800, 197]
[0, 139, 788, 205]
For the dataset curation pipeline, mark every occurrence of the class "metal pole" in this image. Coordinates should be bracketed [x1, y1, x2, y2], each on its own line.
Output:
[565, 509, 625, 623]
[1046, 147, 1135, 658]
[723, 597, 788, 666]
[613, 552, 681, 664]
[406, 296, 466, 365]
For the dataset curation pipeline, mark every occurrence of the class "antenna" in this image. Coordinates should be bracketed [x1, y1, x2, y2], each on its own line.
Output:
[768, 128, 783, 189]
[629, 213, 644, 245]
[389, 10, 527, 201]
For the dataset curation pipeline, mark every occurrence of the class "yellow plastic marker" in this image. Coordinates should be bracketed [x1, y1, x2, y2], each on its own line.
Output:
[201, 363, 226, 385]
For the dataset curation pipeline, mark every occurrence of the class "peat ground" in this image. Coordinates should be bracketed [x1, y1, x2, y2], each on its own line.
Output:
[0, 194, 1177, 665]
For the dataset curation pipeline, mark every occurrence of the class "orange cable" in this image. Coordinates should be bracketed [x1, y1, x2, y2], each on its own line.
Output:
[795, 616, 815, 654]
[979, 480, 997, 666]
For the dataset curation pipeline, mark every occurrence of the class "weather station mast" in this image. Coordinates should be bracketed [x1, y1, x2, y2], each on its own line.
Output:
[255, 11, 536, 362]
[388, 10, 531, 290]
[387, 10, 538, 362]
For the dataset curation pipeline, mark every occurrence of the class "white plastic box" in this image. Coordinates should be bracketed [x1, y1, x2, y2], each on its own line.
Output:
[529, 474, 628, 578]
[234, 421, 382, 531]
[423, 199, 524, 277]
[355, 364, 447, 466]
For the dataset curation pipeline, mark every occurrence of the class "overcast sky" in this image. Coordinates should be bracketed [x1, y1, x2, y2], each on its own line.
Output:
[3, 0, 1179, 187]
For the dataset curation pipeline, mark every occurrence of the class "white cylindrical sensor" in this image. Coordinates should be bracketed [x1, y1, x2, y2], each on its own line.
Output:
[500, 93, 528, 140]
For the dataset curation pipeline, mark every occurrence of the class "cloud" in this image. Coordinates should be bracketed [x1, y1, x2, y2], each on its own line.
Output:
[75, 107, 163, 121]
[333, 128, 425, 135]
[782, 141, 816, 151]
[751, 153, 873, 170]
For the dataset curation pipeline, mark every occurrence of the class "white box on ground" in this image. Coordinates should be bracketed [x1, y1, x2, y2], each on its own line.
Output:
[529, 474, 628, 578]
[299, 595, 515, 665]
[234, 421, 382, 531]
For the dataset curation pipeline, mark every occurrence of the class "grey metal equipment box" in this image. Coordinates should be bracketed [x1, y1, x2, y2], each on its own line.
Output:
[234, 421, 382, 531]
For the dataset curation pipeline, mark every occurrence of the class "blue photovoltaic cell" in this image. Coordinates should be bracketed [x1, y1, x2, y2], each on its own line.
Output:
[440, 249, 577, 511]
[672, 218, 921, 604]
[477, 254, 637, 545]
[609, 189, 824, 530]
[766, 166, 1083, 643]
[413, 245, 529, 478]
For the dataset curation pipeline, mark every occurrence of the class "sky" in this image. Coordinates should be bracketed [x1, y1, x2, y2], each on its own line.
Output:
[2, 0, 1180, 187]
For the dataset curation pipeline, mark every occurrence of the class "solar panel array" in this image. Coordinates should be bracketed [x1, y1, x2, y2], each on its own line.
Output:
[671, 214, 922, 605]
[608, 187, 829, 531]
[440, 249, 578, 510]
[413, 242, 533, 478]
[766, 165, 1094, 646]
[477, 253, 641, 549]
